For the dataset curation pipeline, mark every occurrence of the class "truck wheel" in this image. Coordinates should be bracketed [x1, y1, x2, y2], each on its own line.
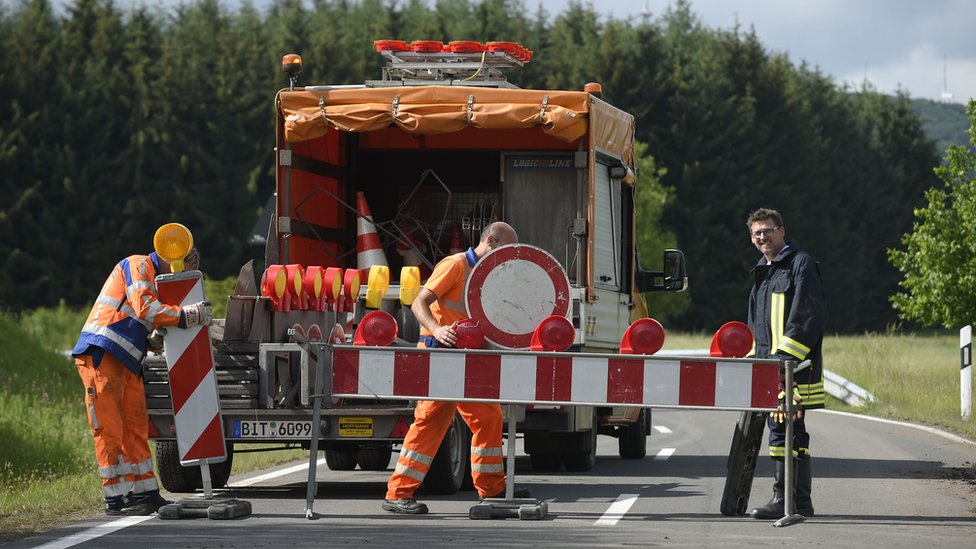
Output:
[156, 440, 201, 493]
[720, 411, 767, 516]
[326, 448, 359, 471]
[618, 409, 648, 459]
[529, 452, 562, 471]
[356, 446, 393, 471]
[422, 414, 470, 494]
[155, 440, 233, 492]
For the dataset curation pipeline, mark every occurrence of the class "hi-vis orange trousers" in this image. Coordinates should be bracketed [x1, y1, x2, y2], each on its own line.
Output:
[76, 353, 159, 500]
[386, 399, 506, 500]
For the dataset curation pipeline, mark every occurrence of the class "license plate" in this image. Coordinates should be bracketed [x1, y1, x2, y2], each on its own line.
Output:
[232, 420, 312, 438]
[338, 417, 373, 437]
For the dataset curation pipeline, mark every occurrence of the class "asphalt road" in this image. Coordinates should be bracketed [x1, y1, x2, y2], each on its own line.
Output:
[9, 409, 976, 549]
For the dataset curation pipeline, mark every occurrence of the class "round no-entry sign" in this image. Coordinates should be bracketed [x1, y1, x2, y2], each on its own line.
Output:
[465, 244, 571, 349]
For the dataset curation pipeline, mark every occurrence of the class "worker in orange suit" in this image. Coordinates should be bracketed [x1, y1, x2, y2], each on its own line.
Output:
[383, 221, 530, 514]
[72, 243, 212, 516]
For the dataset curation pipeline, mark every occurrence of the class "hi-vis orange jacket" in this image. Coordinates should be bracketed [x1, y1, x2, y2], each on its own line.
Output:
[72, 253, 183, 375]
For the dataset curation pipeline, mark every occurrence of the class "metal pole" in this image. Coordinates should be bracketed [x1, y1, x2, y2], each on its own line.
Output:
[305, 341, 328, 519]
[200, 459, 213, 499]
[962, 325, 972, 419]
[505, 403, 517, 499]
[774, 359, 804, 527]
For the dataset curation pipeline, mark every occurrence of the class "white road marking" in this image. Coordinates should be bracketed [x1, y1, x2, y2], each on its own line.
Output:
[33, 516, 155, 549]
[232, 458, 327, 487]
[654, 447, 676, 460]
[595, 493, 639, 526]
[653, 425, 672, 434]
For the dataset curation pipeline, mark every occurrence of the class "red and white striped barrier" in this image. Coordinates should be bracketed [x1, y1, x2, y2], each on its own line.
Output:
[331, 347, 780, 411]
[156, 271, 227, 464]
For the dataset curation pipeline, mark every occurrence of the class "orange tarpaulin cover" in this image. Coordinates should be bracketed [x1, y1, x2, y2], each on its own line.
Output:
[278, 86, 635, 169]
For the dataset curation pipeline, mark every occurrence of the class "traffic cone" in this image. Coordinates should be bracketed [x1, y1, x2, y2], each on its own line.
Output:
[448, 225, 465, 254]
[356, 192, 388, 278]
[395, 224, 432, 280]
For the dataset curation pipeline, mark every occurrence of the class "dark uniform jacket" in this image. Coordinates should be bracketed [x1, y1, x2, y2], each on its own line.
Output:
[748, 241, 826, 409]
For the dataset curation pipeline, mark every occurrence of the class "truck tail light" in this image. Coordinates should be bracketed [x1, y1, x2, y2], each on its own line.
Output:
[354, 310, 398, 346]
[530, 315, 574, 352]
[620, 317, 665, 355]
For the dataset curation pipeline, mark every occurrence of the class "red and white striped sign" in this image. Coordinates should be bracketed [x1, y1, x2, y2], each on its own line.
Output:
[331, 347, 780, 411]
[156, 271, 226, 465]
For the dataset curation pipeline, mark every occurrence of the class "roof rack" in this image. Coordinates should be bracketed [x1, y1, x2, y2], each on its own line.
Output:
[366, 40, 532, 89]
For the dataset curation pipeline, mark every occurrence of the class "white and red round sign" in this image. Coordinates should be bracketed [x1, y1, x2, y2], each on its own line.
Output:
[464, 244, 571, 349]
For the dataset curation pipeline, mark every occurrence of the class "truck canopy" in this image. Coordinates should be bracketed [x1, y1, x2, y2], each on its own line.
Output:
[277, 86, 635, 171]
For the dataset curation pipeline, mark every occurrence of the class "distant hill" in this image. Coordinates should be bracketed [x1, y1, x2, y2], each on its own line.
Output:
[911, 99, 970, 154]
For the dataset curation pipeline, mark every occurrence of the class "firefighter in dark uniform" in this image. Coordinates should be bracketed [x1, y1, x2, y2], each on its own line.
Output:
[745, 208, 826, 519]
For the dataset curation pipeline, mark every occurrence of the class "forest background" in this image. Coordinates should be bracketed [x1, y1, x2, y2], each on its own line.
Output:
[1, 0, 971, 332]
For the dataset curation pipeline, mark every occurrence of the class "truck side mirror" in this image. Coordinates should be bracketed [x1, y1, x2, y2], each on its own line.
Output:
[635, 249, 688, 293]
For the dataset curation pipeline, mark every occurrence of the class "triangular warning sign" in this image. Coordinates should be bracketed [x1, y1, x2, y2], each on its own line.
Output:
[389, 416, 411, 438]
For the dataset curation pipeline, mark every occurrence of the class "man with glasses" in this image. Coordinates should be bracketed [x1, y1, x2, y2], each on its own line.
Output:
[745, 208, 826, 519]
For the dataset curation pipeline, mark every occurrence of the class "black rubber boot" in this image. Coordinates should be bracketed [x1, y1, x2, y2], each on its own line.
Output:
[796, 457, 814, 517]
[749, 461, 785, 519]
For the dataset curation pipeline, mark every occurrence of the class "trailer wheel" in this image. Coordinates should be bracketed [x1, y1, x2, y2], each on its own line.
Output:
[562, 412, 598, 472]
[720, 411, 767, 516]
[618, 409, 648, 459]
[156, 440, 233, 493]
[325, 448, 359, 471]
[356, 446, 393, 471]
[422, 414, 470, 494]
[528, 452, 562, 471]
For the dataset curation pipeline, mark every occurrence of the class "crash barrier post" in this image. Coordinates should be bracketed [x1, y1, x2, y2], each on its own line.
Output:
[298, 345, 784, 520]
[962, 326, 972, 419]
[155, 271, 251, 519]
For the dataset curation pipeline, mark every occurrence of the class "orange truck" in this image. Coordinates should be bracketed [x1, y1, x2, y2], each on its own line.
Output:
[144, 41, 686, 493]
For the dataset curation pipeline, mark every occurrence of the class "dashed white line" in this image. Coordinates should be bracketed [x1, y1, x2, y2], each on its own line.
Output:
[654, 447, 676, 460]
[595, 494, 639, 526]
[653, 425, 672, 434]
[32, 516, 155, 549]
[232, 457, 326, 487]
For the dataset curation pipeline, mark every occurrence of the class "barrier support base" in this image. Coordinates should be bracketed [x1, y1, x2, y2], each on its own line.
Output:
[773, 513, 806, 527]
[469, 498, 547, 520]
[158, 497, 252, 520]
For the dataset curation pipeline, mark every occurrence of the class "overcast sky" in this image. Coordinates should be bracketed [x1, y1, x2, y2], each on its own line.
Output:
[542, 0, 974, 104]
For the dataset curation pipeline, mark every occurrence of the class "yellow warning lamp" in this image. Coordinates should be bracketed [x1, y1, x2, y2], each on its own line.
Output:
[323, 267, 343, 308]
[584, 82, 603, 98]
[282, 54, 302, 89]
[153, 223, 194, 273]
[365, 265, 390, 309]
[399, 266, 421, 306]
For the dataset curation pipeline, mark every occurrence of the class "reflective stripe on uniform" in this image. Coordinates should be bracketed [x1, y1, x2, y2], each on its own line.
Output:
[102, 482, 129, 498]
[131, 458, 154, 475]
[471, 446, 503, 457]
[471, 462, 504, 473]
[393, 461, 427, 481]
[798, 381, 825, 406]
[778, 336, 810, 360]
[131, 477, 159, 493]
[770, 292, 785, 354]
[82, 323, 143, 362]
[399, 448, 433, 466]
[99, 462, 131, 479]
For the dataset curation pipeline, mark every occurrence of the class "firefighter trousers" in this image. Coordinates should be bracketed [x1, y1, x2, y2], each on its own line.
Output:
[76, 353, 159, 501]
[386, 399, 506, 500]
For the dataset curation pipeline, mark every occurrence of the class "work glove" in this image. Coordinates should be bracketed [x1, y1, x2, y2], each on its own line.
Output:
[771, 386, 804, 423]
[183, 301, 213, 328]
[147, 328, 167, 352]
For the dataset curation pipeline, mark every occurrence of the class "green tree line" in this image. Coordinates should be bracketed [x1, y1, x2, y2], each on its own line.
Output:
[0, 0, 939, 332]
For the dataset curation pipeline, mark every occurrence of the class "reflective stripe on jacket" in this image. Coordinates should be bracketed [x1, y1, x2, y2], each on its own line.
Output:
[72, 253, 183, 374]
[747, 242, 827, 409]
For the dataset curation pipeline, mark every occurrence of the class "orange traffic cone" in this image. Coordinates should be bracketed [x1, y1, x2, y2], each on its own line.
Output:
[448, 225, 465, 255]
[357, 192, 388, 277]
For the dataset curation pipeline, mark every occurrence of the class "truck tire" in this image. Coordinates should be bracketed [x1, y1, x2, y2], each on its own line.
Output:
[421, 414, 470, 494]
[528, 452, 562, 471]
[156, 440, 234, 493]
[562, 411, 599, 472]
[356, 446, 393, 471]
[618, 408, 648, 459]
[720, 411, 767, 516]
[325, 448, 359, 471]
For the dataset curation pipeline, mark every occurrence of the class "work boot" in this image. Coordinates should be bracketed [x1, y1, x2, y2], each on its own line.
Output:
[382, 498, 429, 514]
[749, 461, 785, 519]
[481, 487, 533, 500]
[796, 457, 814, 517]
[122, 490, 172, 516]
[104, 496, 126, 516]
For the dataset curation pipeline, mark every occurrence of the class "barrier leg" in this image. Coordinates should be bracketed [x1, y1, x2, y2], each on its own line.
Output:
[720, 411, 766, 516]
[469, 404, 547, 520]
[305, 342, 329, 519]
[774, 359, 805, 527]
